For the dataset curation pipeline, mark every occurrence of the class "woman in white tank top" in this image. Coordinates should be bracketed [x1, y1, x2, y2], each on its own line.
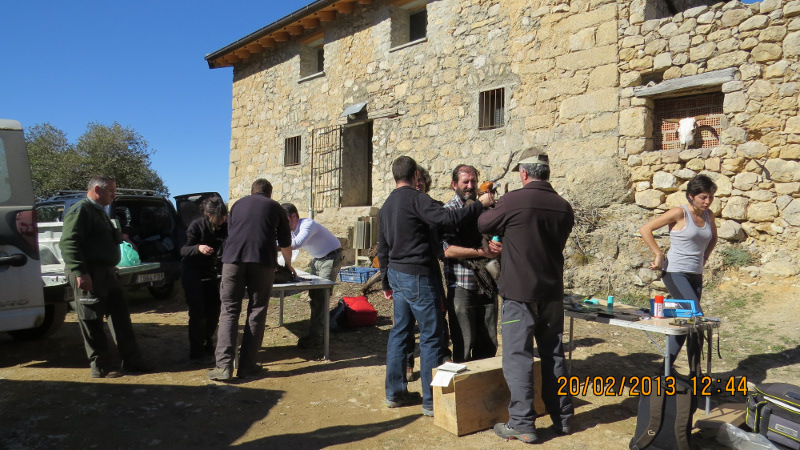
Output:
[638, 175, 718, 374]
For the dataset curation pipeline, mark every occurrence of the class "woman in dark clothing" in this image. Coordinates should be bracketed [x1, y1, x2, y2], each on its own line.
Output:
[181, 197, 228, 362]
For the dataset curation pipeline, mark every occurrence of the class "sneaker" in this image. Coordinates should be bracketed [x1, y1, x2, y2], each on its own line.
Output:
[237, 364, 266, 379]
[207, 366, 233, 381]
[493, 423, 537, 443]
[90, 368, 123, 379]
[385, 391, 422, 408]
[551, 424, 570, 436]
[421, 407, 434, 417]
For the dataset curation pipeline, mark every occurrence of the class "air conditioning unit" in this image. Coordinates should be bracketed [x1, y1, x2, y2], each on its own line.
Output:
[353, 217, 378, 250]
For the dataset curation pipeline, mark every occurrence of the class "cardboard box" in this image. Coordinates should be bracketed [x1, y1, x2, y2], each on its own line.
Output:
[695, 402, 746, 437]
[433, 356, 545, 436]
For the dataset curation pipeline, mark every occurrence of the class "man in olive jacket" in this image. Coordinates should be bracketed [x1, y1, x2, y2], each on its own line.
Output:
[60, 175, 148, 378]
[478, 149, 575, 443]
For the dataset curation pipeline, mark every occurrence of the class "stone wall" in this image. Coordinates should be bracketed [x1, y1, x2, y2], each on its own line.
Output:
[618, 0, 800, 283]
[225, 0, 800, 289]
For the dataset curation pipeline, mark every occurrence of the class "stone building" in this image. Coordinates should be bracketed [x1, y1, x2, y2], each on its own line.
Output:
[206, 0, 800, 294]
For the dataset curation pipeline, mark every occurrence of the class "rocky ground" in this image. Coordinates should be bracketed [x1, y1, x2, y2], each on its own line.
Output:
[1, 271, 798, 449]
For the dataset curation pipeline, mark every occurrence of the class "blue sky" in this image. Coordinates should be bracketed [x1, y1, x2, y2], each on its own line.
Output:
[2, 0, 311, 202]
[2, 1, 761, 203]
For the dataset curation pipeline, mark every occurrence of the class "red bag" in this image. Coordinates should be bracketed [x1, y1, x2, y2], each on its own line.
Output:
[342, 296, 377, 327]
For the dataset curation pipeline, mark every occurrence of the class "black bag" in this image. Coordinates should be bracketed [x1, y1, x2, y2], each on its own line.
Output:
[746, 383, 800, 449]
[630, 376, 697, 450]
[273, 265, 296, 284]
[329, 299, 348, 332]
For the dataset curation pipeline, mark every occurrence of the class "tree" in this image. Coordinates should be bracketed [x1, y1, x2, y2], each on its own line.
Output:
[26, 122, 168, 200]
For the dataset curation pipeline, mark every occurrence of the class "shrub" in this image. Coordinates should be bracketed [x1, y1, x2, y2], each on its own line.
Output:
[718, 247, 757, 268]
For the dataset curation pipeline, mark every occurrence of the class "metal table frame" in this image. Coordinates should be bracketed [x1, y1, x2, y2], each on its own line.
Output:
[565, 304, 720, 414]
[272, 271, 337, 360]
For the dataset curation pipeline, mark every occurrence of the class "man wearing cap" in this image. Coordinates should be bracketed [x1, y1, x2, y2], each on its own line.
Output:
[281, 202, 344, 349]
[442, 164, 500, 362]
[478, 148, 575, 443]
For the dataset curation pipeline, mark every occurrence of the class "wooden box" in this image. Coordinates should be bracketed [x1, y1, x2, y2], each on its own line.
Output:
[433, 355, 545, 436]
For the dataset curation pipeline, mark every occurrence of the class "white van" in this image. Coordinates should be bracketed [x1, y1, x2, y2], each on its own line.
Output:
[0, 119, 51, 339]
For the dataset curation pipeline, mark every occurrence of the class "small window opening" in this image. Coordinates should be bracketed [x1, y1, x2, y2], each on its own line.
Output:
[409, 10, 427, 41]
[479, 88, 505, 130]
[654, 92, 724, 151]
[284, 136, 301, 166]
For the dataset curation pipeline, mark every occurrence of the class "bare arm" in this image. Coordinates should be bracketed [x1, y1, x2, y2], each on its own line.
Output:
[280, 246, 296, 278]
[638, 207, 683, 271]
[443, 244, 499, 259]
[703, 214, 718, 265]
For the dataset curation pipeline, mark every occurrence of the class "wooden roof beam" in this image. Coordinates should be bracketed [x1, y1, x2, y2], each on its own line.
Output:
[300, 17, 321, 29]
[257, 37, 276, 48]
[286, 24, 304, 36]
[334, 1, 355, 14]
[272, 31, 290, 41]
[357, 0, 375, 4]
[317, 10, 337, 21]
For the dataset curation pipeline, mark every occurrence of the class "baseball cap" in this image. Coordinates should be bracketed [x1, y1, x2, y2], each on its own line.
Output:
[512, 147, 549, 171]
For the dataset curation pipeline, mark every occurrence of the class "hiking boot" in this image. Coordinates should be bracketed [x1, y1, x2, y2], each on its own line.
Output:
[493, 423, 537, 443]
[90, 368, 123, 379]
[237, 364, 266, 379]
[385, 390, 422, 408]
[207, 366, 233, 381]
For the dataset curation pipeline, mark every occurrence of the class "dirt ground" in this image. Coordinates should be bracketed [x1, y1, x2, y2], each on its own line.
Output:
[1, 273, 798, 449]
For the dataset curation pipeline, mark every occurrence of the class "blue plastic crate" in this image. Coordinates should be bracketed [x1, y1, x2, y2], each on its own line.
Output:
[339, 266, 379, 284]
[650, 298, 703, 318]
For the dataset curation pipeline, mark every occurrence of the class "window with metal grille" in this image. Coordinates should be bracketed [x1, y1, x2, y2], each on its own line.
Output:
[479, 88, 505, 130]
[654, 92, 724, 150]
[409, 10, 427, 41]
[284, 136, 301, 166]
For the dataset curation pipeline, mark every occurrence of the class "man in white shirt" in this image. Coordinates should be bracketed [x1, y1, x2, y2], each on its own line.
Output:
[282, 203, 344, 349]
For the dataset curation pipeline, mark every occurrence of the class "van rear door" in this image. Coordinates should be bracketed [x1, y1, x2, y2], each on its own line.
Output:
[0, 119, 45, 333]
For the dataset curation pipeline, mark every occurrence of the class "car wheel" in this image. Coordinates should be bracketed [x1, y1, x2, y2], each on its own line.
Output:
[147, 280, 175, 299]
[8, 301, 68, 341]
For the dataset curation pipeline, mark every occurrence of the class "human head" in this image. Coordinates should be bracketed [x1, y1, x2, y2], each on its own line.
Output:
[202, 196, 228, 227]
[451, 164, 480, 201]
[685, 174, 717, 208]
[251, 178, 273, 197]
[87, 175, 117, 206]
[392, 156, 418, 184]
[515, 147, 550, 182]
[416, 166, 432, 193]
[281, 202, 300, 229]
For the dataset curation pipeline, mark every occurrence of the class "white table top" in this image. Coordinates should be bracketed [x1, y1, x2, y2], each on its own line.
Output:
[564, 301, 720, 336]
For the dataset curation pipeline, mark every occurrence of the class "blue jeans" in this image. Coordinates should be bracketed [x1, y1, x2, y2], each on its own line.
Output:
[386, 268, 442, 410]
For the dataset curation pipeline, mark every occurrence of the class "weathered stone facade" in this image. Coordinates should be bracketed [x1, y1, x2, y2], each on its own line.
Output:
[218, 0, 800, 292]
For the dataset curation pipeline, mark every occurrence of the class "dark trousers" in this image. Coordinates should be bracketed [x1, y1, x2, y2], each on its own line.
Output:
[215, 263, 274, 371]
[447, 286, 497, 362]
[501, 299, 573, 433]
[662, 271, 704, 365]
[181, 264, 221, 358]
[67, 266, 142, 372]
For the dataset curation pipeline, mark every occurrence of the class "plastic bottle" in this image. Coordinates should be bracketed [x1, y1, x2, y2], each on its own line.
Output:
[607, 295, 614, 312]
[653, 295, 665, 318]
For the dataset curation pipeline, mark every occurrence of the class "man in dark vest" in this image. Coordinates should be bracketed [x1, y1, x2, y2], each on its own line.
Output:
[60, 175, 150, 378]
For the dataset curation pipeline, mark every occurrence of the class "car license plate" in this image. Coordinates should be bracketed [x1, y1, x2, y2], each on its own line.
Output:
[136, 272, 164, 284]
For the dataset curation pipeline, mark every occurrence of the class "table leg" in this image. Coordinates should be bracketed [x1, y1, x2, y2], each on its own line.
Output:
[664, 336, 671, 377]
[279, 292, 285, 326]
[568, 317, 574, 373]
[323, 287, 330, 361]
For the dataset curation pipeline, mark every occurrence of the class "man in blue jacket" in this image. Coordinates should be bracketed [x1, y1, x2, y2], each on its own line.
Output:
[378, 156, 494, 416]
[208, 179, 295, 381]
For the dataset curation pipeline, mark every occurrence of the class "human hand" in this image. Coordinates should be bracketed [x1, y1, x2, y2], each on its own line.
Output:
[77, 274, 93, 292]
[286, 264, 297, 279]
[478, 192, 495, 208]
[649, 253, 664, 271]
[384, 289, 393, 300]
[487, 239, 502, 256]
[198, 244, 214, 255]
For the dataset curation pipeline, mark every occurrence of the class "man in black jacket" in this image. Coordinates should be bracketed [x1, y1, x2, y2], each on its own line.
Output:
[208, 179, 294, 381]
[378, 156, 493, 416]
[478, 148, 575, 443]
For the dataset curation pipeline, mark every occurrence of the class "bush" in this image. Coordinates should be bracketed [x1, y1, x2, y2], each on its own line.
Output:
[719, 247, 757, 268]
